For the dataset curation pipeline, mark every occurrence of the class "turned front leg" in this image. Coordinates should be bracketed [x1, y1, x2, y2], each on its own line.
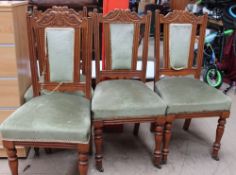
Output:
[3, 141, 18, 175]
[162, 122, 173, 164]
[94, 122, 104, 172]
[153, 118, 165, 169]
[212, 117, 227, 161]
[78, 144, 89, 175]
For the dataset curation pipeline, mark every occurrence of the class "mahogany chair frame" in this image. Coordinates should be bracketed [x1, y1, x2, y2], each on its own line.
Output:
[2, 6, 92, 175]
[32, 6, 89, 156]
[92, 9, 165, 172]
[154, 10, 230, 164]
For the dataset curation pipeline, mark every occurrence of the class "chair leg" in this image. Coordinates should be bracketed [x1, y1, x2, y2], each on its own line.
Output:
[78, 144, 89, 175]
[89, 133, 93, 155]
[212, 115, 227, 161]
[133, 123, 140, 136]
[150, 122, 155, 132]
[94, 122, 104, 172]
[183, 119, 191, 131]
[3, 141, 18, 175]
[45, 148, 52, 154]
[34, 147, 40, 157]
[153, 118, 165, 169]
[162, 121, 173, 164]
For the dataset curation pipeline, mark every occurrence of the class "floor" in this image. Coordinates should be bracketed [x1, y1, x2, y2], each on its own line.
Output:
[0, 82, 235, 175]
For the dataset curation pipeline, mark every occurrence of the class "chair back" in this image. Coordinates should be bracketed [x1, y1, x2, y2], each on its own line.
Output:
[27, 6, 92, 99]
[93, 9, 151, 83]
[154, 10, 208, 81]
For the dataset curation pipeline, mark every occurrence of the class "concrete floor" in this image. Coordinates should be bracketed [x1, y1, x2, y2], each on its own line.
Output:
[0, 83, 235, 175]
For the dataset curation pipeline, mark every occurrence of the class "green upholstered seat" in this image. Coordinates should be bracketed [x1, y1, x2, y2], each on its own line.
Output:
[155, 77, 232, 114]
[1, 93, 91, 144]
[92, 80, 167, 120]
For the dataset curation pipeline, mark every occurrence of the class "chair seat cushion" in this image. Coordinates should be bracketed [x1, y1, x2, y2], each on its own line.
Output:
[155, 77, 232, 114]
[0, 93, 91, 144]
[92, 80, 167, 120]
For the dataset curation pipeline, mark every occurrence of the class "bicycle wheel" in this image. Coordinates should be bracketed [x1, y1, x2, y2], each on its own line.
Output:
[223, 3, 236, 29]
[203, 65, 223, 88]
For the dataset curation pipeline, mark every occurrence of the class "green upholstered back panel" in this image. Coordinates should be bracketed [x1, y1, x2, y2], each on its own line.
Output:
[169, 23, 192, 70]
[110, 24, 134, 70]
[46, 27, 75, 82]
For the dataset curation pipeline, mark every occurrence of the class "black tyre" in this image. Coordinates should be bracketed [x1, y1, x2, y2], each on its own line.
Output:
[223, 2, 236, 29]
[203, 65, 223, 88]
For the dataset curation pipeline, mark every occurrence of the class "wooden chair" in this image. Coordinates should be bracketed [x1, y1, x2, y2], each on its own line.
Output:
[154, 10, 232, 164]
[23, 6, 89, 156]
[91, 9, 167, 172]
[0, 6, 92, 175]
